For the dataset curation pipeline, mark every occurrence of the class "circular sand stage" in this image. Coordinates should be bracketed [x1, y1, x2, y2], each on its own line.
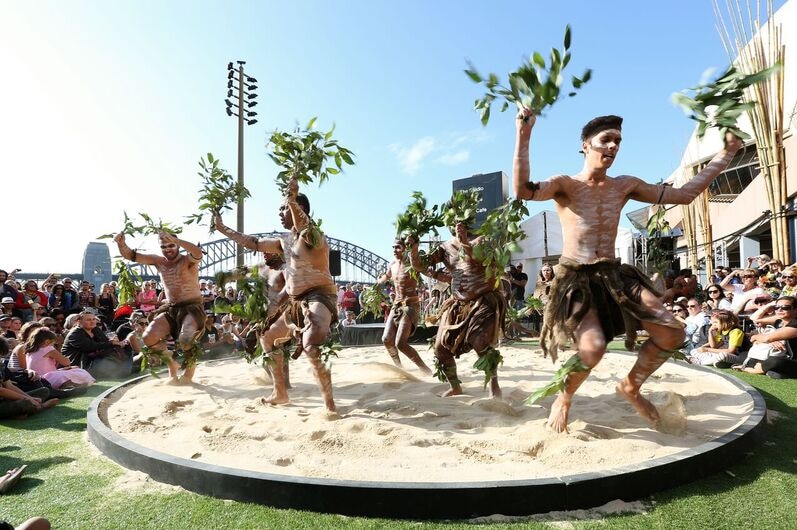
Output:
[88, 344, 765, 519]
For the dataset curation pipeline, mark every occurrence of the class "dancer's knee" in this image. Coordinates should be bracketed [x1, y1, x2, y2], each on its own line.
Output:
[578, 348, 605, 368]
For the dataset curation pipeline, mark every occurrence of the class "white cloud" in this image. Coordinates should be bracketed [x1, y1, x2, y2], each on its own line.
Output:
[436, 149, 470, 165]
[390, 137, 437, 174]
[390, 129, 491, 174]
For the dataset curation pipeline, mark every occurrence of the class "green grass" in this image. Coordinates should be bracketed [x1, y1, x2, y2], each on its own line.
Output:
[1, 358, 796, 530]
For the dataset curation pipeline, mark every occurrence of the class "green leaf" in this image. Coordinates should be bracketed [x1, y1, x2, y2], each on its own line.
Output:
[464, 62, 483, 83]
[532, 51, 545, 69]
[564, 24, 572, 49]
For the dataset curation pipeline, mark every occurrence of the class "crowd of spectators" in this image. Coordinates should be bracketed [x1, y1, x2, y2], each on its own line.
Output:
[0, 269, 259, 421]
[660, 255, 797, 379]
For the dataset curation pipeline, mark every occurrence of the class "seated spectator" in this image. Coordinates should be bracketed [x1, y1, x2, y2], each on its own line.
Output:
[199, 313, 234, 357]
[0, 316, 16, 348]
[0, 270, 20, 305]
[25, 328, 94, 389]
[683, 298, 710, 351]
[60, 278, 79, 312]
[705, 284, 732, 311]
[62, 311, 131, 379]
[737, 296, 797, 378]
[0, 337, 58, 419]
[687, 309, 746, 366]
[340, 310, 358, 327]
[214, 287, 237, 310]
[76, 280, 98, 312]
[48, 284, 69, 312]
[720, 268, 764, 315]
[778, 266, 797, 297]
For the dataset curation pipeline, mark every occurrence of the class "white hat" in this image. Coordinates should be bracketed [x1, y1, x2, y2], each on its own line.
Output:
[1, 297, 14, 304]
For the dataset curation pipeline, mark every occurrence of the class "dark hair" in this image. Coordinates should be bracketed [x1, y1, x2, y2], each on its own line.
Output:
[296, 193, 311, 215]
[52, 284, 65, 295]
[25, 327, 58, 353]
[581, 115, 623, 142]
[0, 336, 8, 356]
[19, 321, 43, 342]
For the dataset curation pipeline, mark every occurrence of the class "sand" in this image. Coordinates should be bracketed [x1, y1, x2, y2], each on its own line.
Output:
[104, 344, 754, 483]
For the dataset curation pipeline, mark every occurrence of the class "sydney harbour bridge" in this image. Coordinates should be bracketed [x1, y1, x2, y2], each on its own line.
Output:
[131, 233, 387, 284]
[17, 234, 389, 285]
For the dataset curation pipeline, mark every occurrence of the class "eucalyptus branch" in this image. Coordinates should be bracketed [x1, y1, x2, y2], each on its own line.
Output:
[185, 153, 251, 231]
[98, 211, 183, 240]
[395, 191, 444, 240]
[267, 117, 355, 193]
[465, 25, 592, 125]
[472, 199, 530, 286]
[671, 63, 781, 140]
[358, 284, 389, 320]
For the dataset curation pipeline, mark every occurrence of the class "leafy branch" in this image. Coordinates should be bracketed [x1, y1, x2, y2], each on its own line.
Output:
[472, 199, 530, 285]
[266, 117, 355, 192]
[441, 189, 481, 228]
[114, 260, 141, 305]
[212, 266, 269, 324]
[671, 63, 781, 140]
[465, 25, 592, 125]
[358, 283, 388, 320]
[98, 211, 183, 240]
[473, 347, 503, 389]
[646, 205, 671, 275]
[395, 191, 444, 240]
[185, 153, 251, 231]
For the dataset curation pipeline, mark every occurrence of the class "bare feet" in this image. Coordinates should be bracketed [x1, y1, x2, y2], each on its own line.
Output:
[41, 398, 59, 409]
[261, 391, 289, 406]
[547, 394, 571, 433]
[442, 386, 463, 397]
[616, 381, 661, 426]
[0, 465, 27, 493]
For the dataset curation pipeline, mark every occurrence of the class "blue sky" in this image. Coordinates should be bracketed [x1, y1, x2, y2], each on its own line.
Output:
[3, 0, 784, 273]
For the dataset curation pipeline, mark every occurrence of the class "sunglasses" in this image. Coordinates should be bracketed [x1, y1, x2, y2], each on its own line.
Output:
[708, 290, 720, 294]
[687, 304, 699, 308]
[782, 275, 795, 279]
[742, 274, 756, 279]
[775, 305, 794, 311]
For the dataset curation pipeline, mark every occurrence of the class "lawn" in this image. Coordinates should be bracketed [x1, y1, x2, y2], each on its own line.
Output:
[1, 346, 795, 530]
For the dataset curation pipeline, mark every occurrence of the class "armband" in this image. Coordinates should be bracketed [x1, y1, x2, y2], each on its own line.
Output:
[524, 181, 540, 199]
[656, 185, 666, 205]
[131, 250, 137, 261]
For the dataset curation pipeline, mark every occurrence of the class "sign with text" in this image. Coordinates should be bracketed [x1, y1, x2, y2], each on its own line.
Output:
[452, 171, 508, 229]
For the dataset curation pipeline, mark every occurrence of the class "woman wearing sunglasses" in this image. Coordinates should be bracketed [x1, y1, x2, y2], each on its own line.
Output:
[704, 285, 732, 311]
[741, 296, 797, 378]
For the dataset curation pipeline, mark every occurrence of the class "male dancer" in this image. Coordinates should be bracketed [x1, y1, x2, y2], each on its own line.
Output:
[513, 108, 742, 432]
[213, 179, 338, 412]
[114, 231, 205, 383]
[409, 222, 506, 398]
[376, 240, 432, 375]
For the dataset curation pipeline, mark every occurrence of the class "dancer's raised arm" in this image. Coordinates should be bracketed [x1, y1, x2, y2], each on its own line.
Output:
[512, 107, 564, 201]
[628, 132, 742, 205]
[213, 212, 282, 254]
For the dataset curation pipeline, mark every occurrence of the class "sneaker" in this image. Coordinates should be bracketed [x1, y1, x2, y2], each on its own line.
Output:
[766, 371, 784, 379]
[713, 361, 733, 369]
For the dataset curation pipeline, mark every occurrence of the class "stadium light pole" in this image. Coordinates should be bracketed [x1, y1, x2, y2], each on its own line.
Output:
[226, 60, 259, 267]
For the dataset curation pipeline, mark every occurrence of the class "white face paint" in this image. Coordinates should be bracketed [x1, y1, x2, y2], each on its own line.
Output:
[584, 129, 622, 168]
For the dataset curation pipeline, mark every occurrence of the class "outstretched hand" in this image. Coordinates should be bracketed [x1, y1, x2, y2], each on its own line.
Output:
[516, 107, 536, 137]
[723, 132, 743, 153]
[159, 231, 179, 246]
[286, 178, 299, 199]
[212, 211, 224, 230]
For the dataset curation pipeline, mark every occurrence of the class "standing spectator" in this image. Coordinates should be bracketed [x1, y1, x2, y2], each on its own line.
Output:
[60, 278, 79, 312]
[76, 280, 98, 312]
[137, 281, 159, 314]
[533, 264, 555, 306]
[0, 270, 20, 304]
[1, 297, 15, 318]
[200, 280, 215, 311]
[97, 283, 117, 326]
[509, 264, 529, 309]
[340, 284, 358, 316]
[16, 281, 48, 323]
